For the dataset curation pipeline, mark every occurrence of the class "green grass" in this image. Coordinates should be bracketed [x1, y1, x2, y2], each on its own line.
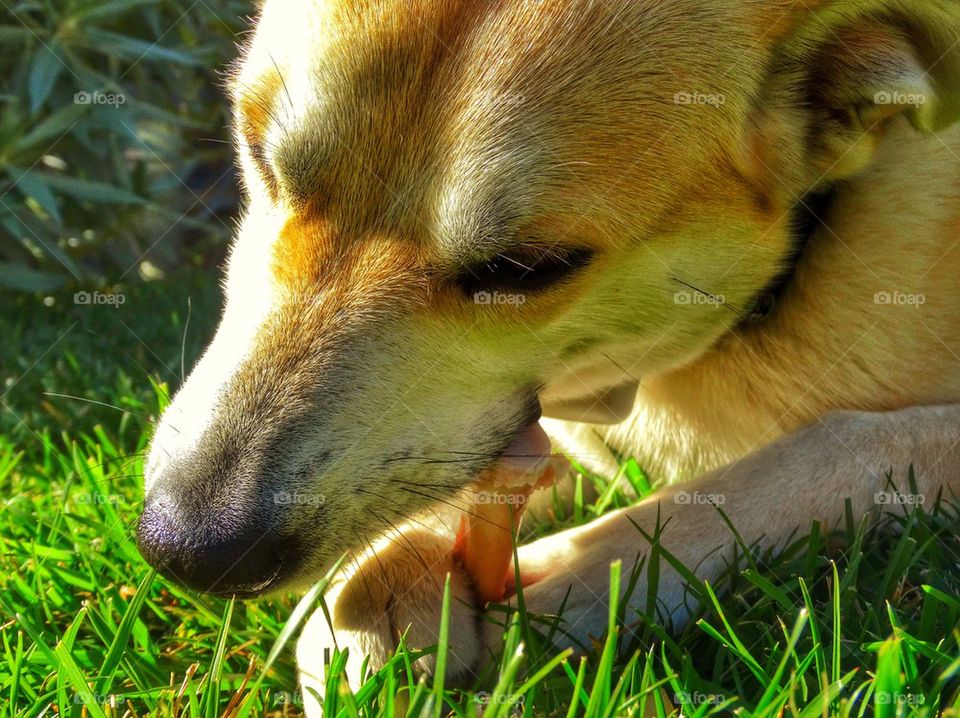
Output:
[2, 280, 960, 717]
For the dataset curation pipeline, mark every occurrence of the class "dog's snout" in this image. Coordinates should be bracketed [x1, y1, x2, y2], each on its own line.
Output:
[137, 491, 292, 597]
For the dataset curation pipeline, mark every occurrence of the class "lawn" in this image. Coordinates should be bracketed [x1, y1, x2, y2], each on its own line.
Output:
[2, 279, 960, 716]
[2, 0, 960, 715]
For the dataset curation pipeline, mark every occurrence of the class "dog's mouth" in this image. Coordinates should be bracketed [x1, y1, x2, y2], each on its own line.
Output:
[139, 398, 560, 599]
[453, 400, 568, 603]
[490, 402, 555, 480]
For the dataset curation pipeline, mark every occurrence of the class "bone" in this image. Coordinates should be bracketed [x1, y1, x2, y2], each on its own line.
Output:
[453, 456, 568, 603]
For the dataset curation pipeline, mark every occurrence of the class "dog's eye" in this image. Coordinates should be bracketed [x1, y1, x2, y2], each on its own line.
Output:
[457, 246, 593, 297]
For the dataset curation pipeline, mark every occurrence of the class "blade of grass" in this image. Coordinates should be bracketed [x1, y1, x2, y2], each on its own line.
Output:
[202, 598, 234, 718]
[93, 568, 155, 696]
[431, 573, 452, 718]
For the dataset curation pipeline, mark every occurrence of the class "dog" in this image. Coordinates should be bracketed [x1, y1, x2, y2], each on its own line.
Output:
[137, 0, 960, 713]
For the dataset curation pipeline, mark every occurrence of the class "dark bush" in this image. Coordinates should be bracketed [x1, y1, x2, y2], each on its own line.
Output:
[0, 0, 252, 293]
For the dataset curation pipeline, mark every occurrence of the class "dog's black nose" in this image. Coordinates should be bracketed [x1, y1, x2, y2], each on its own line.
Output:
[137, 492, 291, 597]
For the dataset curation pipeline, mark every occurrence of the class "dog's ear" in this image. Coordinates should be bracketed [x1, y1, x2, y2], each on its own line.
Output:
[754, 0, 960, 184]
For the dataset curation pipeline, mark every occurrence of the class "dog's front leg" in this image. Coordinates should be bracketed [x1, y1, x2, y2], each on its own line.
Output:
[297, 521, 486, 714]
[483, 405, 960, 653]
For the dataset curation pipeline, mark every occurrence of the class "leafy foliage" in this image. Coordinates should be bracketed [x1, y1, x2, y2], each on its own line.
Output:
[0, 0, 249, 292]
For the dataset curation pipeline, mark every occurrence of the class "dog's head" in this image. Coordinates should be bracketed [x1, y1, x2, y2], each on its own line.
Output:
[138, 0, 960, 596]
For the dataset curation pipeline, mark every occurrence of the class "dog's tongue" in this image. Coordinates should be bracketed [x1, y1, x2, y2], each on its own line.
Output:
[491, 421, 554, 479]
[454, 422, 566, 603]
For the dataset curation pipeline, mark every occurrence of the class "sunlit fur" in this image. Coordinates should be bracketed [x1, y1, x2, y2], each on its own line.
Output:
[140, 0, 960, 711]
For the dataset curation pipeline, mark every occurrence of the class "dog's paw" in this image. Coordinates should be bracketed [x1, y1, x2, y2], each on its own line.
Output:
[297, 525, 485, 713]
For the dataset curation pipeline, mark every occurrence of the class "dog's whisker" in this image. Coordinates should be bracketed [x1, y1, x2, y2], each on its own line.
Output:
[360, 488, 454, 542]
[366, 507, 440, 593]
[269, 54, 296, 121]
[396, 486, 510, 529]
[42, 392, 129, 413]
[355, 519, 424, 596]
[388, 482, 473, 508]
[75, 452, 147, 474]
[79, 473, 144, 484]
[234, 81, 289, 132]
[388, 449, 595, 458]
[407, 450, 500, 457]
[179, 296, 192, 384]
[397, 485, 475, 513]
[601, 353, 641, 385]
[383, 457, 487, 466]
[233, 138, 284, 155]
[350, 527, 385, 608]
[386, 478, 462, 494]
[81, 328, 175, 397]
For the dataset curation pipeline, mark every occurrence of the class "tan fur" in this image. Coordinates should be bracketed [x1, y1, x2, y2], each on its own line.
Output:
[137, 1, 960, 714]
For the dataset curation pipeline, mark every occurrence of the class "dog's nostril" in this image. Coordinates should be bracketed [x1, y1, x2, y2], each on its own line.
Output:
[137, 495, 290, 597]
